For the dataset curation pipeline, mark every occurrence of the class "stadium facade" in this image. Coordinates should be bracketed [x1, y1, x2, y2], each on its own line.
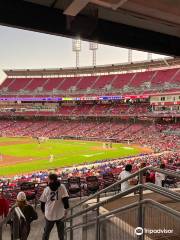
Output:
[0, 58, 179, 120]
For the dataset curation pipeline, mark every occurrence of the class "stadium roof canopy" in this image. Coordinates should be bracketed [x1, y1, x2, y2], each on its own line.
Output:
[0, 0, 180, 56]
[4, 57, 180, 77]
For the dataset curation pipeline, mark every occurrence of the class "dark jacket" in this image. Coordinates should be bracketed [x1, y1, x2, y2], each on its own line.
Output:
[7, 204, 38, 240]
[20, 204, 38, 224]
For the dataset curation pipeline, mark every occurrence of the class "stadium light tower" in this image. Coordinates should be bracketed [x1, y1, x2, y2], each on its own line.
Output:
[147, 53, 152, 61]
[89, 42, 98, 67]
[128, 49, 132, 63]
[72, 38, 81, 68]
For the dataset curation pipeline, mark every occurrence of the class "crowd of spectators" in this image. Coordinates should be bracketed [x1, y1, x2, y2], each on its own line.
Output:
[0, 151, 179, 208]
[0, 119, 179, 215]
[0, 120, 179, 152]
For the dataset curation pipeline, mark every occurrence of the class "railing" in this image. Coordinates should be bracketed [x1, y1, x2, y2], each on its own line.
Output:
[64, 167, 180, 240]
[0, 207, 25, 240]
[65, 199, 180, 240]
[68, 166, 180, 211]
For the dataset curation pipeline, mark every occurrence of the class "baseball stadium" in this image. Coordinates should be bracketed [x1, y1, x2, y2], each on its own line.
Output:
[0, 1, 180, 240]
[0, 61, 179, 176]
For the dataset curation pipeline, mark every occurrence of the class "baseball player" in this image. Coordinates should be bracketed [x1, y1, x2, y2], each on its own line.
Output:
[49, 154, 54, 163]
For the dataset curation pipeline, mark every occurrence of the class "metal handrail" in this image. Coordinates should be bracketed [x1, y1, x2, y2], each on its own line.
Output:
[65, 167, 180, 240]
[144, 183, 180, 201]
[69, 166, 180, 211]
[65, 182, 180, 221]
[66, 185, 142, 221]
[99, 198, 180, 222]
[65, 198, 180, 232]
[65, 201, 139, 232]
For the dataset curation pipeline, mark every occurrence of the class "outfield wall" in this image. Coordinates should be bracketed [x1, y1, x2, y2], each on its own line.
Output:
[50, 135, 132, 143]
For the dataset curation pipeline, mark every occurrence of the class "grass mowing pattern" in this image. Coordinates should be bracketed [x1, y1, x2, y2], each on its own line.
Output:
[0, 138, 141, 176]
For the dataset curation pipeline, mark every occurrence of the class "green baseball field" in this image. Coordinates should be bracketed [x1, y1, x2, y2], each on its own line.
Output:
[0, 137, 151, 176]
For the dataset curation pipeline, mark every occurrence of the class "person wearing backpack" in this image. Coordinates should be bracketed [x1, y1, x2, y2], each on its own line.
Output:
[8, 191, 38, 240]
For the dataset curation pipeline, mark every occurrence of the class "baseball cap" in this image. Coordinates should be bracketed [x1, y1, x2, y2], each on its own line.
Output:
[17, 192, 26, 201]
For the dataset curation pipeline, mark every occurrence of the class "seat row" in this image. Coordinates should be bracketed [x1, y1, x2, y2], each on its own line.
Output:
[1, 68, 179, 92]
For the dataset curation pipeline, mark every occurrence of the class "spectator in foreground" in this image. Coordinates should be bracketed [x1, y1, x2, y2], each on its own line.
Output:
[0, 192, 9, 218]
[149, 170, 155, 184]
[138, 162, 150, 183]
[40, 173, 69, 240]
[155, 163, 166, 187]
[118, 164, 137, 191]
[8, 191, 38, 240]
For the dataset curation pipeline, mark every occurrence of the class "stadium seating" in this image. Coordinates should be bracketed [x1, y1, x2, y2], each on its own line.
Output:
[58, 106, 75, 115]
[86, 176, 100, 194]
[72, 105, 92, 115]
[92, 75, 114, 89]
[171, 68, 180, 84]
[43, 78, 65, 91]
[0, 67, 179, 95]
[5, 78, 31, 91]
[24, 78, 47, 91]
[112, 73, 134, 89]
[89, 104, 110, 115]
[0, 78, 14, 90]
[67, 177, 81, 198]
[102, 173, 115, 188]
[0, 102, 155, 117]
[151, 68, 178, 85]
[76, 76, 98, 90]
[129, 71, 155, 87]
[57, 77, 81, 91]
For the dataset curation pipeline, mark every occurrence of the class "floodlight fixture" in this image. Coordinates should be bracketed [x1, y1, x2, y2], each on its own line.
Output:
[89, 42, 98, 66]
[72, 38, 81, 68]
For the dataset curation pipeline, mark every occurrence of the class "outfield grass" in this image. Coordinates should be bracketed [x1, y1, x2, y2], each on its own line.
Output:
[0, 137, 142, 176]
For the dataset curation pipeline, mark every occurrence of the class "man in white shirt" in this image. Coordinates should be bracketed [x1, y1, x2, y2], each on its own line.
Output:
[118, 164, 137, 191]
[155, 163, 166, 187]
[40, 173, 69, 240]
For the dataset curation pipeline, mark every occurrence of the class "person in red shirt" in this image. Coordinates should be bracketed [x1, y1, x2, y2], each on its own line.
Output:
[0, 194, 9, 218]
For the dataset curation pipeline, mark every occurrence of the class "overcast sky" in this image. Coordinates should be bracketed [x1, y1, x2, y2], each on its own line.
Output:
[0, 25, 167, 83]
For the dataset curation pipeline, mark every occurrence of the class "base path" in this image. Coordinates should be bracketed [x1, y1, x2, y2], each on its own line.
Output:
[0, 155, 43, 167]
